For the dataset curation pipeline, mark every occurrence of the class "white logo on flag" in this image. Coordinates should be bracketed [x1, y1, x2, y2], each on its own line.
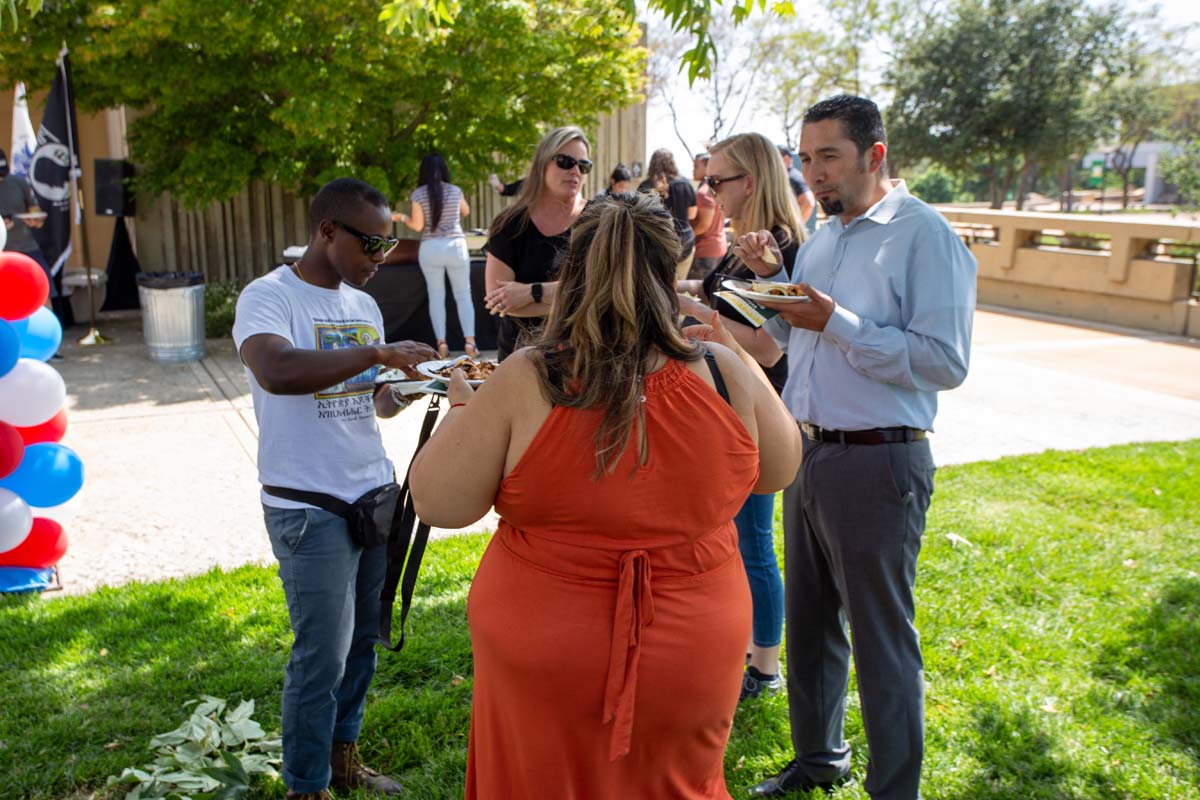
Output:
[10, 82, 38, 179]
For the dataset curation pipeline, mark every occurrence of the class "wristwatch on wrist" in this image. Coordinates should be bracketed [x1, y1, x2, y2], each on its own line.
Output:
[531, 282, 543, 304]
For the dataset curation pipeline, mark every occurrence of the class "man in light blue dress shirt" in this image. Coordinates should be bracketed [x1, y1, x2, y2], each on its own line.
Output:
[742, 96, 976, 800]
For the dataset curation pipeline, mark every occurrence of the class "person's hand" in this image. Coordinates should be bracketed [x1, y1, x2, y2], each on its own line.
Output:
[3, 217, 12, 230]
[731, 230, 785, 277]
[676, 293, 710, 320]
[682, 310, 745, 356]
[376, 341, 439, 376]
[488, 174, 504, 194]
[760, 282, 836, 331]
[484, 281, 532, 316]
[447, 368, 475, 406]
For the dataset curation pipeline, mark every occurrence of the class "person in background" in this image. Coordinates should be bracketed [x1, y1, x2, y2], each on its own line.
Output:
[233, 178, 437, 800]
[488, 174, 524, 197]
[396, 153, 478, 359]
[595, 163, 633, 199]
[689, 152, 728, 280]
[676, 131, 805, 702]
[0, 147, 52, 298]
[483, 126, 589, 360]
[778, 144, 817, 234]
[408, 192, 803, 798]
[745, 95, 976, 800]
[639, 147, 697, 280]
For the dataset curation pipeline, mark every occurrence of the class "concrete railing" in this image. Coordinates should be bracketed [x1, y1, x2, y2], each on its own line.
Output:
[936, 208, 1200, 337]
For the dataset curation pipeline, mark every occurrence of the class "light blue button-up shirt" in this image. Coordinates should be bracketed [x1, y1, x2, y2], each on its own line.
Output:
[780, 181, 976, 432]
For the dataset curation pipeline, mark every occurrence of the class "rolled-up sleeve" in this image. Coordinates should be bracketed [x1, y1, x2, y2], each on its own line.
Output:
[822, 227, 975, 391]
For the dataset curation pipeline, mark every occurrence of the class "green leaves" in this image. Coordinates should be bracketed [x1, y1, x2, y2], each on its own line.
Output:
[0, 0, 643, 209]
[105, 695, 281, 800]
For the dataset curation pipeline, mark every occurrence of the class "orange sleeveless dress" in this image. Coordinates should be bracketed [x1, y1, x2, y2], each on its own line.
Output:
[465, 359, 760, 799]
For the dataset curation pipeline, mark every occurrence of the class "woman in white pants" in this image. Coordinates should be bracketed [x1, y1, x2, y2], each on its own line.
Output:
[396, 153, 478, 358]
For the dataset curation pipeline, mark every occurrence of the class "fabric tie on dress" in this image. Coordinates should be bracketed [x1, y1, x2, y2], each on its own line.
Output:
[602, 549, 656, 760]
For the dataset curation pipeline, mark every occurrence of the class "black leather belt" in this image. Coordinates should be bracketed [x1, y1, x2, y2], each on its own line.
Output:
[800, 422, 926, 445]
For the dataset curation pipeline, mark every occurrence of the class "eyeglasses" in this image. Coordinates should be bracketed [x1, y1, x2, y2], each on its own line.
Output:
[335, 221, 400, 256]
[703, 174, 748, 190]
[552, 153, 594, 174]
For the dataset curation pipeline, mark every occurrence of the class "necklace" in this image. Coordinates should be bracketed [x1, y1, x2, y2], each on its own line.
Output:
[292, 261, 308, 285]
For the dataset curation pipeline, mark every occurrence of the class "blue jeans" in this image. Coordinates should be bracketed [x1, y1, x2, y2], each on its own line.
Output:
[263, 505, 387, 793]
[734, 491, 784, 648]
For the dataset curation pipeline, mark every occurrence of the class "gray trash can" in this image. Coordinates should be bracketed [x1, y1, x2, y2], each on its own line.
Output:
[136, 272, 206, 362]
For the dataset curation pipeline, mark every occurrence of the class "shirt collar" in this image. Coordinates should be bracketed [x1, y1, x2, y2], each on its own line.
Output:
[833, 179, 909, 232]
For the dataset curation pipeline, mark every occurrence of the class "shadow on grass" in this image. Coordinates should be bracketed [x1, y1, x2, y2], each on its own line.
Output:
[0, 535, 486, 800]
[1094, 576, 1200, 770]
[963, 703, 1117, 800]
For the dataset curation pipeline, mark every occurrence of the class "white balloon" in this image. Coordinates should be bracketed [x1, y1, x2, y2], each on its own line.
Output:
[0, 487, 34, 553]
[0, 358, 66, 427]
[0, 217, 6, 250]
[31, 493, 81, 525]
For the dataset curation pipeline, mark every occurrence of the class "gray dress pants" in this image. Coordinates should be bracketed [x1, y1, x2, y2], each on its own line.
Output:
[782, 429, 936, 800]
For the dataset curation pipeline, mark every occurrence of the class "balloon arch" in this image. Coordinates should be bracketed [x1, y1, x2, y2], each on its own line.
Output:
[0, 250, 81, 592]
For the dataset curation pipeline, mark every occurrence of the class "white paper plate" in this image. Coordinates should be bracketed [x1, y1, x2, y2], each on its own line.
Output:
[721, 278, 811, 304]
[415, 357, 494, 386]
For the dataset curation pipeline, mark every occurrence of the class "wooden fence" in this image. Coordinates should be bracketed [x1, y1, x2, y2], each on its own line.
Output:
[132, 103, 646, 285]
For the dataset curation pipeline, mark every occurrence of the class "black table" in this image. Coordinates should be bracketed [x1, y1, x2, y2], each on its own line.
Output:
[360, 258, 498, 351]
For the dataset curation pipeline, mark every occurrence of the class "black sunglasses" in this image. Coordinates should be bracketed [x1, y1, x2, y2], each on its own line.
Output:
[552, 153, 594, 174]
[335, 221, 400, 256]
[703, 173, 748, 190]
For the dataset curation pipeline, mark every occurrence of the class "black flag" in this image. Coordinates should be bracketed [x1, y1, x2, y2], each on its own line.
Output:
[30, 48, 82, 323]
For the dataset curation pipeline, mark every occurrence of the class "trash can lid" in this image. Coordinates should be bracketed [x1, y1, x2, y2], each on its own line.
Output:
[136, 271, 205, 289]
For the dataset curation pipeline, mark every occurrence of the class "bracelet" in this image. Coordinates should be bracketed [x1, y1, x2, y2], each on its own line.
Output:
[449, 402, 467, 409]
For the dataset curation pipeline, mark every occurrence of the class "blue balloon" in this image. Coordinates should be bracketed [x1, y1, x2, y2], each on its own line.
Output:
[17, 307, 63, 362]
[0, 319, 18, 378]
[0, 442, 84, 508]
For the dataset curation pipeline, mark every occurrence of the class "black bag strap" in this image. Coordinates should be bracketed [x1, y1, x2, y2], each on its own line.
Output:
[262, 486, 353, 517]
[379, 393, 442, 651]
[702, 347, 731, 406]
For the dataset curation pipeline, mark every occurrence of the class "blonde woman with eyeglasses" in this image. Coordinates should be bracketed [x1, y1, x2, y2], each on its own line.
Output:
[483, 126, 592, 360]
[410, 193, 802, 798]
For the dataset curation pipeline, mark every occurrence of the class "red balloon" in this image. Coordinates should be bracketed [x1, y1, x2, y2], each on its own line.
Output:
[15, 408, 68, 445]
[0, 252, 50, 321]
[0, 517, 67, 568]
[0, 421, 22, 479]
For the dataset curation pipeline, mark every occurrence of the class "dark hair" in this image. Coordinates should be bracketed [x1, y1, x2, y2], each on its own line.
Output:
[802, 95, 888, 160]
[418, 153, 452, 231]
[694, 152, 710, 163]
[308, 177, 389, 233]
[647, 148, 679, 182]
[609, 163, 632, 185]
[776, 144, 793, 158]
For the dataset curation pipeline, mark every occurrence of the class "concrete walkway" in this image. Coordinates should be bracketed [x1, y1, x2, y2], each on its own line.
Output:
[42, 306, 1200, 596]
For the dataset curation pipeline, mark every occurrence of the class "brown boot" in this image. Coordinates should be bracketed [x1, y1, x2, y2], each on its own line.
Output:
[284, 791, 333, 800]
[330, 740, 402, 795]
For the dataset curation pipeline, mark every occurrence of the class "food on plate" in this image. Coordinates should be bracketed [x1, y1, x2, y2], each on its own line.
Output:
[749, 281, 807, 298]
[434, 358, 498, 381]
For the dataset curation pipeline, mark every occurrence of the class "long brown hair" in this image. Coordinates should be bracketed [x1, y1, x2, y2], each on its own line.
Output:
[532, 193, 701, 478]
[489, 126, 590, 237]
[710, 132, 805, 250]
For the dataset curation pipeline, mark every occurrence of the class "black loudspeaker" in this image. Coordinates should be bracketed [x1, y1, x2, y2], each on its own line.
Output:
[94, 158, 135, 217]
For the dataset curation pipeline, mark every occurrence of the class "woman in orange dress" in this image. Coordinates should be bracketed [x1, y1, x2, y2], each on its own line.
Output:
[410, 193, 803, 799]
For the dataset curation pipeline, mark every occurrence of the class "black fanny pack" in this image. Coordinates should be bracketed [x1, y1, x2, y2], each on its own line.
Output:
[262, 483, 401, 548]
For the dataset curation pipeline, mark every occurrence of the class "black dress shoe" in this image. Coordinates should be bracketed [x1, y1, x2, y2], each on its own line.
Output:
[747, 758, 848, 797]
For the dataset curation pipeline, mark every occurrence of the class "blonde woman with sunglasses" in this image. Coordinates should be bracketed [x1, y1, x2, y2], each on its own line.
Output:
[483, 126, 592, 360]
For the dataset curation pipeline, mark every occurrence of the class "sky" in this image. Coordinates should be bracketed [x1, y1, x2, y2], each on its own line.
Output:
[643, 1, 1200, 174]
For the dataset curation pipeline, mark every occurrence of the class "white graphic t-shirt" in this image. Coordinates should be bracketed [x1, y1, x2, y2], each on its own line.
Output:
[233, 265, 393, 509]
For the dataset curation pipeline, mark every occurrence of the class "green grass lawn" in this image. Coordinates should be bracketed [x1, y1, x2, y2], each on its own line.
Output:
[2, 440, 1198, 799]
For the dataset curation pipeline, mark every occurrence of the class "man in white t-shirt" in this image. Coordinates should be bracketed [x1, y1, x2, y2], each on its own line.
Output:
[233, 178, 436, 800]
